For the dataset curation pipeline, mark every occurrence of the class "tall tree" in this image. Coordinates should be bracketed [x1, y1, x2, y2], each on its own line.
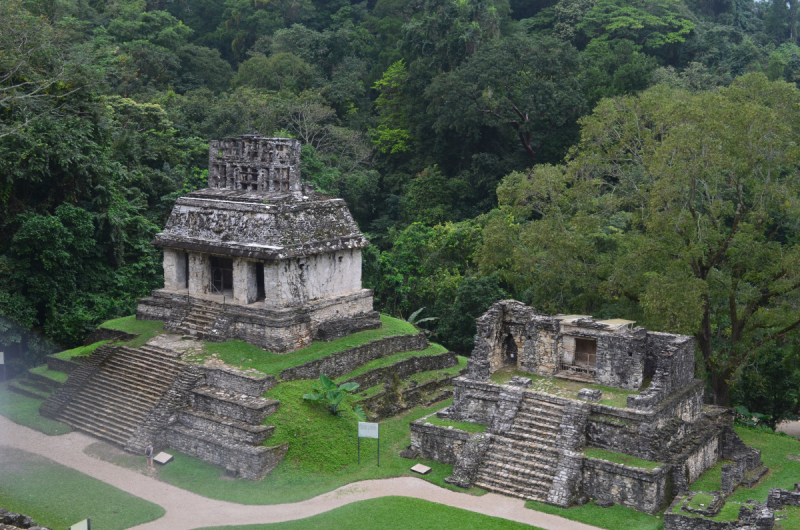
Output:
[427, 34, 584, 166]
[479, 74, 800, 405]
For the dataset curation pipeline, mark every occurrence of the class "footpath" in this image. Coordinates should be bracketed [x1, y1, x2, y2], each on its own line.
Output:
[0, 414, 600, 530]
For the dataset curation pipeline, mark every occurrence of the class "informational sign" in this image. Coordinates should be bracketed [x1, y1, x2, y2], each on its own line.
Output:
[358, 422, 379, 439]
[357, 422, 380, 466]
[69, 519, 91, 530]
[0, 352, 4, 364]
[154, 452, 174, 465]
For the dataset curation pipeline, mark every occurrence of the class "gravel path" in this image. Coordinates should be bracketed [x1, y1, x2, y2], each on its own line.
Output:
[0, 414, 600, 530]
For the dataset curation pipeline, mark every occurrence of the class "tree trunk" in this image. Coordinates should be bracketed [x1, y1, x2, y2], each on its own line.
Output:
[791, 0, 798, 44]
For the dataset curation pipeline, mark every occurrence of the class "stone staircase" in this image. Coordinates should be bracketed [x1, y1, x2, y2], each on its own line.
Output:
[55, 346, 184, 446]
[166, 300, 219, 339]
[474, 394, 566, 501]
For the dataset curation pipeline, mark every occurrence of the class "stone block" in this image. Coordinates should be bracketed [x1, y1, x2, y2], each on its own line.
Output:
[578, 388, 602, 402]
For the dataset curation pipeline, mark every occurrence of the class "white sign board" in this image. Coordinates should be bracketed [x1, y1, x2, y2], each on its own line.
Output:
[0, 352, 4, 365]
[70, 519, 90, 530]
[358, 422, 379, 439]
[154, 452, 174, 465]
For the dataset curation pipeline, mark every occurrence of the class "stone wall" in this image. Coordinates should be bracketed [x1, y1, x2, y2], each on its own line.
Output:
[342, 352, 458, 389]
[357, 375, 455, 421]
[441, 377, 502, 425]
[279, 333, 428, 381]
[629, 333, 696, 411]
[766, 486, 800, 509]
[203, 367, 276, 396]
[664, 499, 775, 530]
[138, 288, 380, 354]
[45, 354, 81, 375]
[583, 459, 672, 514]
[409, 420, 472, 464]
[191, 386, 279, 424]
[165, 426, 288, 480]
[82, 328, 137, 346]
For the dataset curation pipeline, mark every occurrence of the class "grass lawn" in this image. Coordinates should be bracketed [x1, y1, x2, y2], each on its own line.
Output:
[726, 427, 800, 503]
[28, 365, 68, 383]
[419, 414, 488, 434]
[87, 397, 487, 504]
[51, 340, 109, 360]
[199, 314, 419, 376]
[490, 367, 637, 408]
[525, 499, 664, 530]
[0, 383, 71, 435]
[777, 505, 800, 529]
[0, 447, 164, 530]
[196, 496, 544, 530]
[584, 448, 662, 470]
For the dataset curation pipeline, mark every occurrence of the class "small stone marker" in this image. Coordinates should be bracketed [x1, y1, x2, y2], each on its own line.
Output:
[153, 452, 174, 465]
[509, 376, 532, 388]
[411, 463, 431, 475]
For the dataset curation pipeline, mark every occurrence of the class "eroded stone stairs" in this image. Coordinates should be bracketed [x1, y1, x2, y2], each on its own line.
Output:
[167, 300, 219, 339]
[474, 394, 566, 502]
[56, 346, 184, 446]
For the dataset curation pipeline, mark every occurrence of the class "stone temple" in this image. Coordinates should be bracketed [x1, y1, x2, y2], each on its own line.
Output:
[137, 135, 381, 353]
[407, 300, 765, 515]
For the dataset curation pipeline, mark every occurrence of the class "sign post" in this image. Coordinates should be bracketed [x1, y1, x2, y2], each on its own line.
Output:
[358, 422, 380, 467]
[0, 352, 5, 383]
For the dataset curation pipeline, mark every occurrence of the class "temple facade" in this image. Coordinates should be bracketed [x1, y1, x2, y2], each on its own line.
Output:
[136, 135, 381, 352]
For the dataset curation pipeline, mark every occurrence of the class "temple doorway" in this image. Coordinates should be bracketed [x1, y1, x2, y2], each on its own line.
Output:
[210, 256, 233, 297]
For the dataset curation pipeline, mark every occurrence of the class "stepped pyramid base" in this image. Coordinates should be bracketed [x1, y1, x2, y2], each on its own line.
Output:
[138, 289, 380, 353]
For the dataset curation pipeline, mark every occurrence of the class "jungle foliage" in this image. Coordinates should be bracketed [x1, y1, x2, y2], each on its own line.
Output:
[2, 0, 800, 416]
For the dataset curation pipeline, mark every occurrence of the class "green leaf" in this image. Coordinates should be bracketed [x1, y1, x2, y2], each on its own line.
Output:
[339, 382, 360, 392]
[353, 404, 366, 422]
[320, 373, 336, 391]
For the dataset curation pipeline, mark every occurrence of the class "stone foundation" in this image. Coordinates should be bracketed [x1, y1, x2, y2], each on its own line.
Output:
[583, 458, 672, 514]
[137, 288, 380, 353]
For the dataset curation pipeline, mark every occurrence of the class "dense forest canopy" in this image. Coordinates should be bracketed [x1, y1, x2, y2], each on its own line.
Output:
[2, 0, 800, 419]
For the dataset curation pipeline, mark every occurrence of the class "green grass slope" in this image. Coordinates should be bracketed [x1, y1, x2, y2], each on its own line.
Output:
[0, 447, 164, 530]
[196, 496, 543, 530]
[201, 314, 419, 376]
[0, 383, 70, 435]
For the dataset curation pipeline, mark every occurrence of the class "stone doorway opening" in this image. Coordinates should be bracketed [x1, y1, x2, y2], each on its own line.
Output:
[502, 333, 518, 367]
[256, 262, 265, 301]
[573, 338, 597, 372]
[210, 256, 233, 297]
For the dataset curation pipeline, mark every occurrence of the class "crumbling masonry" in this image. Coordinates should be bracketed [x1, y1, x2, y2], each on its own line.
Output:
[137, 135, 381, 353]
[407, 300, 764, 514]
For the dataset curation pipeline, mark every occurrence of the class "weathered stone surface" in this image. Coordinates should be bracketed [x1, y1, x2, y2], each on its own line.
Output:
[357, 373, 455, 421]
[0, 509, 51, 530]
[509, 376, 532, 388]
[583, 458, 672, 514]
[191, 386, 279, 424]
[342, 352, 458, 390]
[578, 388, 602, 401]
[280, 333, 428, 381]
[82, 327, 137, 345]
[44, 354, 82, 375]
[410, 419, 472, 465]
[445, 432, 493, 488]
[664, 497, 775, 530]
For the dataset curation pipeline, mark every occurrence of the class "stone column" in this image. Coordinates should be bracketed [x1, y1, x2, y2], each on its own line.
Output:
[233, 258, 258, 305]
[163, 249, 186, 291]
[188, 253, 211, 296]
[263, 259, 306, 307]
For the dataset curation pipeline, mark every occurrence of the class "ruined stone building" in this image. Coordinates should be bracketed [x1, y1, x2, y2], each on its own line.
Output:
[137, 135, 381, 352]
[408, 300, 764, 515]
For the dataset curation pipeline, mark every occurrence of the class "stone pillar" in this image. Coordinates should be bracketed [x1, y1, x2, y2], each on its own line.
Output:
[188, 253, 211, 296]
[163, 249, 187, 291]
[263, 259, 306, 307]
[233, 258, 258, 305]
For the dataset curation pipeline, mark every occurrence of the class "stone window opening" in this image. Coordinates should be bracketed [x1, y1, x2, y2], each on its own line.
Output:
[184, 252, 189, 289]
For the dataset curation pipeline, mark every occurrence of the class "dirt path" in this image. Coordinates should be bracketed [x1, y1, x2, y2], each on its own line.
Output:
[0, 414, 600, 530]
